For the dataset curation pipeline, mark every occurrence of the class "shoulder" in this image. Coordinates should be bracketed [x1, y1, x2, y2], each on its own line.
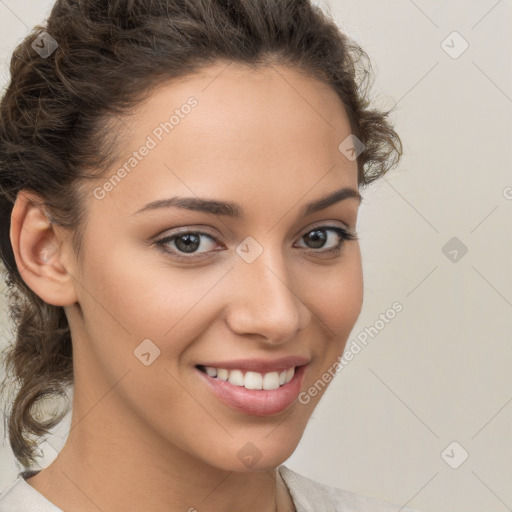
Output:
[277, 465, 423, 512]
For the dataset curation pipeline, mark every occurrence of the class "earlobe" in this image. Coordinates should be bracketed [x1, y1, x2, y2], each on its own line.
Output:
[10, 190, 78, 307]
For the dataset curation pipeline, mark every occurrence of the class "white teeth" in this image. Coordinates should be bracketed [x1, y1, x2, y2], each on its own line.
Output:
[205, 366, 217, 377]
[217, 368, 229, 381]
[228, 369, 244, 386]
[202, 366, 296, 390]
[262, 371, 280, 390]
[244, 371, 263, 390]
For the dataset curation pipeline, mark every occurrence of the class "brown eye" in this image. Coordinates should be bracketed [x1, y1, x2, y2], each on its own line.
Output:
[296, 226, 357, 252]
[156, 231, 219, 259]
[303, 228, 328, 249]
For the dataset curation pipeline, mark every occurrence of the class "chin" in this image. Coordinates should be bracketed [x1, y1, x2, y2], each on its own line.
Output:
[201, 434, 302, 473]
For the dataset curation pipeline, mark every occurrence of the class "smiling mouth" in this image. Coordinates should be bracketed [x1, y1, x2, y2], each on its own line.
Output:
[196, 364, 296, 391]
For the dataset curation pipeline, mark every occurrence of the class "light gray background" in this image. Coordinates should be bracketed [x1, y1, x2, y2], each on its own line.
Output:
[1, 1, 511, 512]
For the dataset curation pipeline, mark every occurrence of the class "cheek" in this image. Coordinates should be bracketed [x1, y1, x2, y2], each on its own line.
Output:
[75, 239, 229, 366]
[72, 244, 223, 420]
[295, 247, 363, 409]
[304, 246, 363, 337]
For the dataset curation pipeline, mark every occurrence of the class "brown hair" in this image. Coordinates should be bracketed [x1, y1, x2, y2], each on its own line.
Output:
[0, 0, 403, 468]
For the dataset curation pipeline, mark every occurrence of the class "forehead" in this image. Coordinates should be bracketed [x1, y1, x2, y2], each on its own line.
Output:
[85, 62, 358, 220]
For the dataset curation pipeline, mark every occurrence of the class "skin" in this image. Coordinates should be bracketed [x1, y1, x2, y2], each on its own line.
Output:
[10, 62, 363, 512]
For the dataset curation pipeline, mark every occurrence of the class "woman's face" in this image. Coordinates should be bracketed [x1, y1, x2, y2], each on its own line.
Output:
[65, 62, 363, 472]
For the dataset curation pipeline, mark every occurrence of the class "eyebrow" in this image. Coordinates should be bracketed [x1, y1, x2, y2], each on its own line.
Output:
[132, 186, 362, 218]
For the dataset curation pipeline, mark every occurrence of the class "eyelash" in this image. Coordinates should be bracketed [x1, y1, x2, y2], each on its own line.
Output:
[155, 225, 358, 261]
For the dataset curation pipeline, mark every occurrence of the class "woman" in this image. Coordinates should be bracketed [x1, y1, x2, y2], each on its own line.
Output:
[0, 1, 420, 510]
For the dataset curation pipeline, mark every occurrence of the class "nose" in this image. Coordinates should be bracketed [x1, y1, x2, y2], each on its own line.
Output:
[225, 245, 310, 344]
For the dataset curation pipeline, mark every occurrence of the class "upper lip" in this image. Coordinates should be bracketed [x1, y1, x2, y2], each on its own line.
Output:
[196, 356, 310, 374]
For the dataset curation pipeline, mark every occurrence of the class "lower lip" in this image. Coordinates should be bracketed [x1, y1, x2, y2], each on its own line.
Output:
[196, 365, 308, 416]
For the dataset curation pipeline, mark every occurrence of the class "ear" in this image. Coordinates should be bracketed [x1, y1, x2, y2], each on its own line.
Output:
[10, 189, 78, 307]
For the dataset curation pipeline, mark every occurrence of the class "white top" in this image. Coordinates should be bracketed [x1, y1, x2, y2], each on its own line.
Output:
[0, 465, 422, 512]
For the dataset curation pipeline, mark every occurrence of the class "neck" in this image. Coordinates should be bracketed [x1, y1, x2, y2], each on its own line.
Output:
[26, 383, 294, 512]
